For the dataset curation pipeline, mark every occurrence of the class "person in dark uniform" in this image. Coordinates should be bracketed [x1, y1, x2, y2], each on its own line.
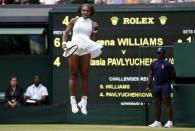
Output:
[146, 47, 176, 128]
[4, 76, 24, 108]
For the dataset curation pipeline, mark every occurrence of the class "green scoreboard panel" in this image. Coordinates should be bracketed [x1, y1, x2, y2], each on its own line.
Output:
[49, 8, 195, 105]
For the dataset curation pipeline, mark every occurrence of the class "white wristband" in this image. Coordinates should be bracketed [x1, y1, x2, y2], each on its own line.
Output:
[93, 30, 98, 33]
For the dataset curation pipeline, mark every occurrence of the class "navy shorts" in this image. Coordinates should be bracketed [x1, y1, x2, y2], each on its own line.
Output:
[152, 84, 171, 98]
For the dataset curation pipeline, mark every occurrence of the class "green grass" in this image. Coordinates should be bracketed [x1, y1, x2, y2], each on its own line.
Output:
[0, 125, 195, 131]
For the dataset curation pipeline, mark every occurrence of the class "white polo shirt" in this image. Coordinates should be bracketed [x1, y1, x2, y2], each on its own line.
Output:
[25, 84, 48, 100]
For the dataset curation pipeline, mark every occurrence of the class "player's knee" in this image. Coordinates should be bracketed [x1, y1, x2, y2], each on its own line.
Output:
[69, 72, 78, 80]
[154, 102, 161, 108]
[164, 101, 171, 106]
[154, 99, 161, 107]
[164, 102, 171, 107]
[163, 99, 171, 106]
[80, 74, 88, 81]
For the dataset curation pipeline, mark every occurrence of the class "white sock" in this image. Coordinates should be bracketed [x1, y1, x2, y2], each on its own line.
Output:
[80, 96, 87, 106]
[81, 96, 87, 101]
[70, 96, 76, 104]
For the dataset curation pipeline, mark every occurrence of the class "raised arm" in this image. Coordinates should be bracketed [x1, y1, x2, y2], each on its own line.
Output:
[62, 17, 78, 49]
[91, 21, 99, 41]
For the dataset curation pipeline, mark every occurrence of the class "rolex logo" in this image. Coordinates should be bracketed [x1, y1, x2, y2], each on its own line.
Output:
[111, 16, 119, 26]
[159, 16, 167, 25]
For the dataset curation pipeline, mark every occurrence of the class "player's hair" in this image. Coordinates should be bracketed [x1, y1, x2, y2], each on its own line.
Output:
[78, 4, 95, 16]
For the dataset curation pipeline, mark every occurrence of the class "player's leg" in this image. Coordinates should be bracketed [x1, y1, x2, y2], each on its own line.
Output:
[162, 85, 173, 128]
[149, 86, 162, 128]
[163, 96, 172, 120]
[68, 54, 79, 113]
[79, 54, 90, 96]
[154, 96, 162, 122]
[78, 54, 90, 115]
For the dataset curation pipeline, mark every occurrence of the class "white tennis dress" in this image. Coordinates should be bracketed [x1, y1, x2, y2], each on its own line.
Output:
[64, 17, 103, 58]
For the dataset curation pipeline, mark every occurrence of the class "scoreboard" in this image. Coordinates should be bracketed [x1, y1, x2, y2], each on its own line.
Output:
[49, 7, 195, 105]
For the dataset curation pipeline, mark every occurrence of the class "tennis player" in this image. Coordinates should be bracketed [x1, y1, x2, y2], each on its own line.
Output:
[146, 48, 176, 128]
[62, 4, 102, 115]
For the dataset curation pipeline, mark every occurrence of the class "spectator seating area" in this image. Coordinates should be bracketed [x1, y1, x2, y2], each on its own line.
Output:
[1, 0, 195, 5]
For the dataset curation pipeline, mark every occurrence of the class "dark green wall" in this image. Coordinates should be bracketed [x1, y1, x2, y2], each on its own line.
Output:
[174, 43, 195, 77]
[173, 84, 195, 127]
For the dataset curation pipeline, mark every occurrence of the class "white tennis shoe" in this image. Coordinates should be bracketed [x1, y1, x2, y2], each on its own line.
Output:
[71, 103, 79, 114]
[70, 97, 79, 114]
[148, 121, 162, 128]
[78, 99, 87, 115]
[164, 121, 173, 128]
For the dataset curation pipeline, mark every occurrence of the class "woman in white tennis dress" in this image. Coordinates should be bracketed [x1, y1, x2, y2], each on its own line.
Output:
[62, 4, 102, 115]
